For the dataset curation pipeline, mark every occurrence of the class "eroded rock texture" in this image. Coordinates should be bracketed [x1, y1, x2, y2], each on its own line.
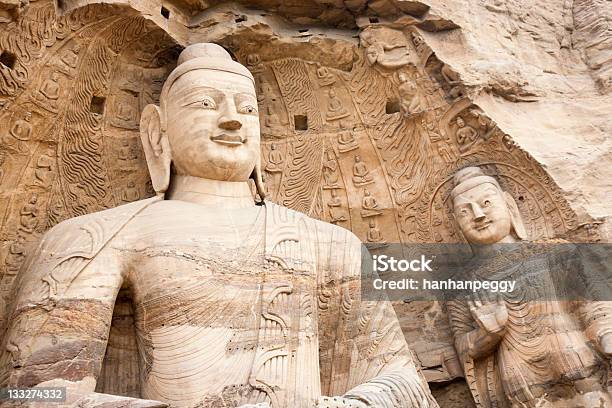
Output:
[0, 0, 609, 406]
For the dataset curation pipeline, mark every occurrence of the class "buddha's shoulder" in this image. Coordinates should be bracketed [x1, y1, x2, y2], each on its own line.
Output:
[43, 197, 161, 243]
[265, 201, 361, 245]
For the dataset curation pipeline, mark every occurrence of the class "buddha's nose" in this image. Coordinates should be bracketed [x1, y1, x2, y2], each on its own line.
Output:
[218, 117, 242, 131]
[471, 203, 486, 221]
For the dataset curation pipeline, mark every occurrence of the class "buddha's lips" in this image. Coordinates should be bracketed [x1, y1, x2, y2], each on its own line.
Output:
[475, 220, 492, 230]
[210, 134, 244, 146]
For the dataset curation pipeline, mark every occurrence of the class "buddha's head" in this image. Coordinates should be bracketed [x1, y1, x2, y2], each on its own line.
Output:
[451, 167, 526, 244]
[139, 43, 265, 199]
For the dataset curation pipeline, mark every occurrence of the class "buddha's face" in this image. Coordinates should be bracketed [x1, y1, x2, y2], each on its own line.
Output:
[453, 183, 512, 244]
[165, 69, 260, 181]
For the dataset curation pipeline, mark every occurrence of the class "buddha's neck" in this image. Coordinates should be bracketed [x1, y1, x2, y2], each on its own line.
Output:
[166, 175, 255, 209]
[471, 234, 518, 257]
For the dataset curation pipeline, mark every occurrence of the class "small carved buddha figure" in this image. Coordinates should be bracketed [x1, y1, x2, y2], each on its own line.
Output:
[256, 81, 267, 103]
[470, 108, 495, 139]
[118, 138, 137, 163]
[361, 29, 412, 69]
[34, 148, 54, 186]
[366, 219, 384, 244]
[316, 63, 335, 87]
[5, 240, 26, 275]
[60, 43, 80, 69]
[246, 53, 264, 74]
[9, 112, 32, 142]
[360, 189, 382, 218]
[446, 166, 612, 408]
[455, 116, 478, 153]
[352, 155, 373, 186]
[37, 72, 61, 101]
[264, 143, 283, 173]
[121, 180, 140, 203]
[421, 117, 443, 143]
[263, 104, 281, 128]
[322, 150, 340, 189]
[116, 98, 138, 123]
[337, 122, 359, 153]
[327, 189, 346, 224]
[365, 43, 384, 67]
[326, 88, 350, 121]
[1, 43, 437, 408]
[19, 194, 39, 233]
[123, 64, 143, 89]
[398, 73, 423, 117]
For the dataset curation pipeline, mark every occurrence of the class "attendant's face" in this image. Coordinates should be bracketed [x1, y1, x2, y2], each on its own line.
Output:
[165, 70, 260, 181]
[453, 183, 512, 244]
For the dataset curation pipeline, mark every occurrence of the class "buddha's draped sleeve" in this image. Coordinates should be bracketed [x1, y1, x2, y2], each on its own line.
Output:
[317, 228, 438, 408]
[0, 198, 159, 389]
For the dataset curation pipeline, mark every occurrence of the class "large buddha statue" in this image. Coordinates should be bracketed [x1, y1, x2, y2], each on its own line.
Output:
[0, 44, 437, 408]
[446, 166, 612, 407]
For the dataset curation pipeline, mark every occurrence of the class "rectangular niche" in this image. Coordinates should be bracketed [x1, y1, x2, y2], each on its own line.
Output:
[90, 96, 106, 115]
[294, 115, 308, 131]
[385, 99, 401, 114]
[0, 51, 16, 69]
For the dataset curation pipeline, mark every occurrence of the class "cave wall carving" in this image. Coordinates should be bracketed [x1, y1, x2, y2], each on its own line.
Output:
[0, 0, 605, 405]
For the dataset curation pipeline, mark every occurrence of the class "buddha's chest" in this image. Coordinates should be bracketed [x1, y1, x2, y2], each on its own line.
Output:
[124, 221, 319, 334]
[123, 208, 265, 278]
[125, 235, 321, 406]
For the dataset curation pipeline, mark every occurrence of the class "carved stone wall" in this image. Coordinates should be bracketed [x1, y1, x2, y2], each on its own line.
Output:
[1, 0, 608, 406]
[236, 27, 586, 390]
[0, 1, 179, 325]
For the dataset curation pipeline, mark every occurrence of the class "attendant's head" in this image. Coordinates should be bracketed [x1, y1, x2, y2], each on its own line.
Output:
[451, 167, 526, 244]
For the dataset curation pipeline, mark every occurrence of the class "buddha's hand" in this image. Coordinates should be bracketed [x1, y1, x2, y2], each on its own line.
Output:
[468, 294, 508, 335]
[598, 332, 612, 356]
[316, 396, 368, 408]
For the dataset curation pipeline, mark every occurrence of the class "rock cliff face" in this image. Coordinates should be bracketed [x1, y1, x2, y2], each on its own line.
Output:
[420, 0, 611, 230]
[0, 0, 609, 406]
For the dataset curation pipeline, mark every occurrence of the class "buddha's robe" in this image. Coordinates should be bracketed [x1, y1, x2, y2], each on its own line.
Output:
[0, 197, 437, 408]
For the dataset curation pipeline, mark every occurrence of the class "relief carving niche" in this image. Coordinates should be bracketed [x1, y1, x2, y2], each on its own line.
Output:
[0, 0, 605, 406]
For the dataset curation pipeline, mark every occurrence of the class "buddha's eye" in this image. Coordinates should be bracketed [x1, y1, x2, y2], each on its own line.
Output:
[483, 199, 491, 207]
[188, 97, 216, 109]
[238, 103, 258, 115]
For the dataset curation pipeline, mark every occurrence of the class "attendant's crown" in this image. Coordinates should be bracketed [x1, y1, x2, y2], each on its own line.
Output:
[451, 166, 502, 200]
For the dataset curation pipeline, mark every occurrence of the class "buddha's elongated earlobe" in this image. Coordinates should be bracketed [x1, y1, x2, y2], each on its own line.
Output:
[504, 191, 527, 240]
[140, 104, 171, 197]
[251, 160, 266, 203]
